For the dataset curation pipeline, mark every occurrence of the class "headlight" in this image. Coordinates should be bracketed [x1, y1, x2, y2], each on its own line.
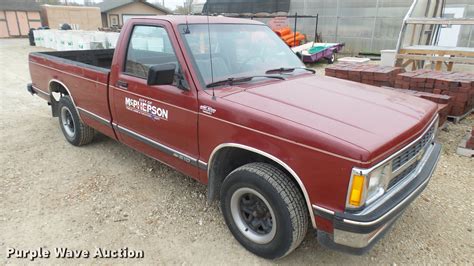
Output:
[346, 162, 392, 209]
[366, 162, 391, 204]
[345, 116, 438, 210]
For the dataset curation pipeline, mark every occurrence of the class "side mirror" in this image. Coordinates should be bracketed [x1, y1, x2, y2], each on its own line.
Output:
[147, 64, 176, 86]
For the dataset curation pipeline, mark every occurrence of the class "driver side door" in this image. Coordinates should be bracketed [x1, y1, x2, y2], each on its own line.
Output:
[110, 22, 200, 179]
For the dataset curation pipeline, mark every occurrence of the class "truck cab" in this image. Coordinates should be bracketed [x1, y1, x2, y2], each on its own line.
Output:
[28, 16, 441, 259]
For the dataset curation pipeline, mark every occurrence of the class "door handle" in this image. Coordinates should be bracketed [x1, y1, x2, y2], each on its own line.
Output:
[117, 80, 128, 89]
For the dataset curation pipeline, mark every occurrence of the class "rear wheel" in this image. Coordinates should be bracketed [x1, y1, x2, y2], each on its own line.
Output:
[58, 96, 95, 146]
[220, 163, 308, 259]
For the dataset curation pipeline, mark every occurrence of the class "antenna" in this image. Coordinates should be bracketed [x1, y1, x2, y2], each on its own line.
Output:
[184, 15, 190, 34]
[206, 13, 216, 100]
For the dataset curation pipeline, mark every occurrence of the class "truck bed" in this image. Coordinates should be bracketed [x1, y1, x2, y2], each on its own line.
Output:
[34, 49, 115, 70]
[28, 49, 115, 140]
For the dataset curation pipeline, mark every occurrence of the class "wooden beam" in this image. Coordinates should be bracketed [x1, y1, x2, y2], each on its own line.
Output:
[406, 18, 474, 25]
[396, 54, 474, 64]
[399, 48, 474, 57]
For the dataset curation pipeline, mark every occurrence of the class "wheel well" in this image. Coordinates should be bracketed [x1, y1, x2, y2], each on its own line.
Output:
[207, 147, 305, 204]
[49, 81, 70, 97]
[48, 81, 70, 117]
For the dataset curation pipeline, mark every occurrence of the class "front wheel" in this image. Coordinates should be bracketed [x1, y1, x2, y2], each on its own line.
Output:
[220, 163, 308, 259]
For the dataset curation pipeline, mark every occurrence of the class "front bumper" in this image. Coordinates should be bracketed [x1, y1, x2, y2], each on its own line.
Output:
[314, 142, 441, 255]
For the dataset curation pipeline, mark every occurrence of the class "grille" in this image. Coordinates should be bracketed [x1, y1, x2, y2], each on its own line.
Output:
[388, 161, 419, 189]
[391, 124, 435, 171]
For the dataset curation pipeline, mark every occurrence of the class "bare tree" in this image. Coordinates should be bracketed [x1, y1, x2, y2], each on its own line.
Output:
[174, 5, 189, 14]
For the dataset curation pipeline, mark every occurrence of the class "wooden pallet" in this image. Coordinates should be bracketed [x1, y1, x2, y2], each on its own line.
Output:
[396, 45, 474, 71]
[447, 108, 473, 124]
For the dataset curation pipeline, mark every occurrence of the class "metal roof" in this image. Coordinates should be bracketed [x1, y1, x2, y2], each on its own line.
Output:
[0, 0, 42, 11]
[95, 0, 172, 14]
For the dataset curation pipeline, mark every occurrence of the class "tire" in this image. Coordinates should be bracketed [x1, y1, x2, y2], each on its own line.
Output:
[326, 53, 335, 64]
[220, 163, 308, 259]
[58, 96, 95, 146]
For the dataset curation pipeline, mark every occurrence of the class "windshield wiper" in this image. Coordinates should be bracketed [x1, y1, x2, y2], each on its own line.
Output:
[265, 67, 316, 74]
[206, 75, 285, 88]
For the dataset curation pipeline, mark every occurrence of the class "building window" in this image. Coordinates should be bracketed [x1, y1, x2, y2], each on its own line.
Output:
[109, 14, 119, 26]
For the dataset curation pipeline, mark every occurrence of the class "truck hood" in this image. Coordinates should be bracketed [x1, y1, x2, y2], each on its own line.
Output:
[222, 74, 437, 164]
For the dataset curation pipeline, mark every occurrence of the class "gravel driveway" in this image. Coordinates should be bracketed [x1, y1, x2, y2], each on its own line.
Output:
[1, 38, 473, 264]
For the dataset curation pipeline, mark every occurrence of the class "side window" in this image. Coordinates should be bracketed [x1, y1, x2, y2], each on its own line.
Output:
[125, 25, 179, 80]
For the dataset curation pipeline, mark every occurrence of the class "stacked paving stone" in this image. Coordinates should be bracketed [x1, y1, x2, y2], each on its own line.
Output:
[325, 63, 473, 118]
[325, 63, 405, 87]
[383, 87, 452, 126]
[467, 128, 474, 150]
[395, 70, 474, 116]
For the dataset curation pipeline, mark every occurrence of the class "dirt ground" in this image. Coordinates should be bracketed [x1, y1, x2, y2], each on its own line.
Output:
[1, 38, 473, 264]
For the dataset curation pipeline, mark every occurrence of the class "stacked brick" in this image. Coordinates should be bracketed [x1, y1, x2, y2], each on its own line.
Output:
[325, 63, 405, 87]
[467, 128, 474, 150]
[325, 63, 474, 118]
[383, 87, 452, 126]
[394, 70, 474, 116]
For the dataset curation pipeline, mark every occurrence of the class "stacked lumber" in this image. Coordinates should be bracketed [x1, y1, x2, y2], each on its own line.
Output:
[274, 27, 305, 47]
[325, 63, 405, 87]
[395, 70, 474, 116]
[383, 87, 452, 126]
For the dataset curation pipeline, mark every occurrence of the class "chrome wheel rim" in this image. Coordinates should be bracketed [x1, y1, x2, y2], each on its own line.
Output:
[230, 187, 276, 244]
[60, 106, 75, 138]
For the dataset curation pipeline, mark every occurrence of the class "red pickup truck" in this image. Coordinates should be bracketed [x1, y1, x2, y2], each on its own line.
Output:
[28, 16, 441, 259]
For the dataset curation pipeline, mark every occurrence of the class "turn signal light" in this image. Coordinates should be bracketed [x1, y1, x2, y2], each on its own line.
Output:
[349, 175, 365, 207]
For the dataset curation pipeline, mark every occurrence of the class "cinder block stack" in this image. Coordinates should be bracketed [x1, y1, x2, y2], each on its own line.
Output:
[395, 70, 474, 116]
[325, 63, 405, 87]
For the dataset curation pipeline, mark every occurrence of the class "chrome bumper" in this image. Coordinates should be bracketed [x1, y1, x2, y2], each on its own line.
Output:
[314, 142, 441, 254]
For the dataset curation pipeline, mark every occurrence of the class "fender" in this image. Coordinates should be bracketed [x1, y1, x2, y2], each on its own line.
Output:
[48, 79, 80, 118]
[207, 143, 317, 228]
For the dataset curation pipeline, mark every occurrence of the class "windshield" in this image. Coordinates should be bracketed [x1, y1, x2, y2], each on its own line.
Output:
[179, 24, 304, 88]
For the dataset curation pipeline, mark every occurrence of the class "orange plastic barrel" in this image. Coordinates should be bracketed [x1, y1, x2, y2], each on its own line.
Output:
[293, 34, 305, 41]
[275, 27, 291, 37]
[283, 32, 304, 42]
[281, 33, 294, 41]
